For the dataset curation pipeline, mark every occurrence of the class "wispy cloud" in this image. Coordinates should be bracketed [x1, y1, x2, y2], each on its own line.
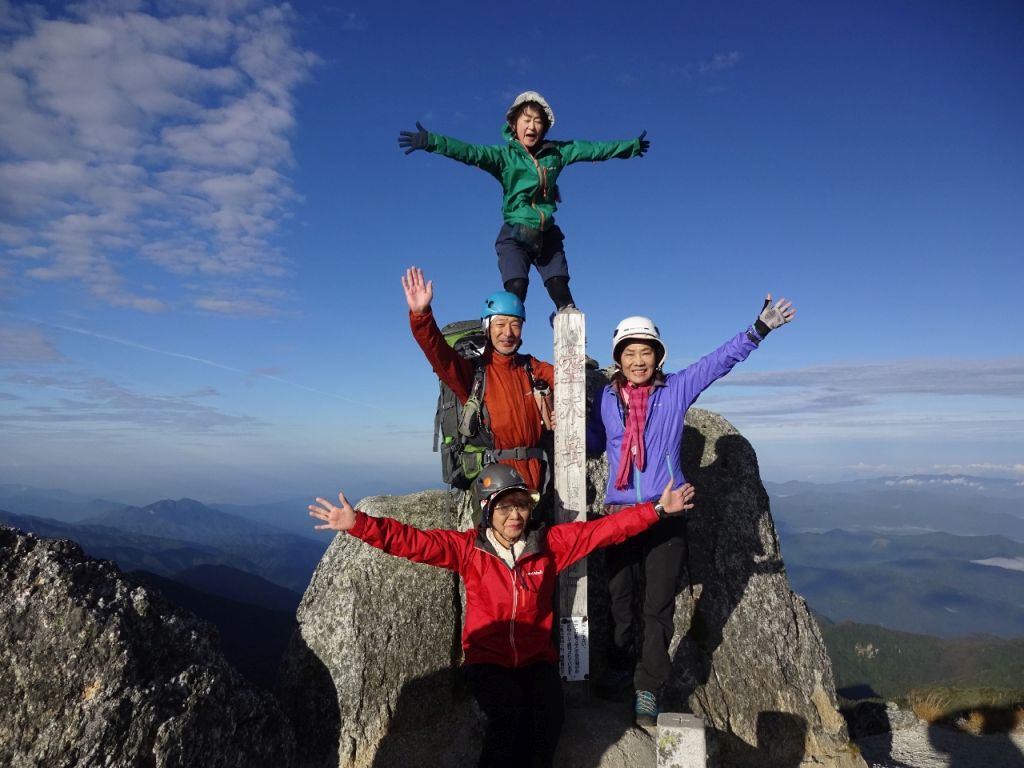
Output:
[341, 11, 366, 32]
[933, 463, 1024, 476]
[673, 50, 743, 81]
[885, 476, 986, 489]
[719, 358, 1024, 399]
[0, 0, 317, 316]
[699, 50, 742, 75]
[1, 372, 266, 434]
[0, 325, 66, 364]
[699, 357, 1024, 441]
[0, 310, 385, 409]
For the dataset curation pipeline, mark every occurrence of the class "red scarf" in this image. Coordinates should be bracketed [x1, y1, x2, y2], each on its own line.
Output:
[614, 383, 651, 490]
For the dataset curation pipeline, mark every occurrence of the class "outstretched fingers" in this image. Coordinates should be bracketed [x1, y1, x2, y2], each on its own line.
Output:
[308, 492, 356, 532]
[401, 266, 433, 313]
[659, 480, 697, 515]
[773, 296, 796, 322]
[308, 497, 335, 530]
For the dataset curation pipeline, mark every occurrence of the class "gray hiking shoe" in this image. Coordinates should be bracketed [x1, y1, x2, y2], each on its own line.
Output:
[634, 689, 659, 727]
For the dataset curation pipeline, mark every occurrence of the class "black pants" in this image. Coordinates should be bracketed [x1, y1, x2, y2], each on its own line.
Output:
[463, 662, 564, 768]
[605, 515, 687, 693]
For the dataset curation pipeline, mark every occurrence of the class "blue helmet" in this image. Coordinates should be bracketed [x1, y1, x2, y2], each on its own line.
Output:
[481, 291, 526, 322]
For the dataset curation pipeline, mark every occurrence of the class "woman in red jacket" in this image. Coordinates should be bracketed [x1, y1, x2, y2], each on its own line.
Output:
[309, 464, 694, 768]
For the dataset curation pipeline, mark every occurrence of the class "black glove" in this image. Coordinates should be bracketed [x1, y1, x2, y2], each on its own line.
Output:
[636, 130, 650, 157]
[398, 122, 428, 154]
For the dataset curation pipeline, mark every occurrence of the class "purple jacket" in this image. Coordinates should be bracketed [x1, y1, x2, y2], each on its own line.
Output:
[588, 331, 758, 505]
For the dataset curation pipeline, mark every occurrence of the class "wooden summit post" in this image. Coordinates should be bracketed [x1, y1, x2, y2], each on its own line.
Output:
[553, 308, 588, 682]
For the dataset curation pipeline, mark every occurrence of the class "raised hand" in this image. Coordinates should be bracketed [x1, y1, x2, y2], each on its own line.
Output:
[754, 294, 796, 337]
[658, 480, 696, 515]
[398, 122, 428, 154]
[637, 130, 650, 157]
[309, 491, 356, 532]
[401, 266, 433, 314]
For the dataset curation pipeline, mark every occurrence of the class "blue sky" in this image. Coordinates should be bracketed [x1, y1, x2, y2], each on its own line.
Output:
[1, 0, 1021, 504]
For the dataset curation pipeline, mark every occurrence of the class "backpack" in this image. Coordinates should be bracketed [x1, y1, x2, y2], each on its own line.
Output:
[433, 320, 545, 490]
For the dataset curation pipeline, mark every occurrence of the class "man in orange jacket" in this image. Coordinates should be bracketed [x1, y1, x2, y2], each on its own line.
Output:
[402, 266, 553, 493]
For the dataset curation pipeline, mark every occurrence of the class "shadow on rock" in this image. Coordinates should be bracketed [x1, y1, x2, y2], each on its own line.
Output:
[276, 630, 340, 768]
[370, 665, 481, 768]
[711, 711, 808, 768]
[928, 718, 1024, 768]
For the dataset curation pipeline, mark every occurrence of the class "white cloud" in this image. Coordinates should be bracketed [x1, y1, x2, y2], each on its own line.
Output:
[0, 325, 66, 364]
[699, 51, 742, 75]
[971, 558, 1024, 573]
[719, 358, 1024, 400]
[1, 371, 266, 434]
[340, 11, 366, 32]
[884, 476, 985, 490]
[932, 463, 1024, 476]
[0, 0, 316, 315]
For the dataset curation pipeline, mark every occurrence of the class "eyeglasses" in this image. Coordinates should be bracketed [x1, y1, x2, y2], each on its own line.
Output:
[492, 502, 531, 515]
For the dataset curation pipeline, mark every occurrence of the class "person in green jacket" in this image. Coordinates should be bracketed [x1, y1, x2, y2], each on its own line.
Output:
[398, 91, 649, 313]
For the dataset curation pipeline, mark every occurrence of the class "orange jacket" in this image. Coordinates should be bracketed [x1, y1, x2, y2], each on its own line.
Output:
[410, 309, 554, 491]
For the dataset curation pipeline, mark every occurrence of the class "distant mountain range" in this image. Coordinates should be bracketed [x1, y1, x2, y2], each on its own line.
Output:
[782, 529, 1024, 638]
[766, 475, 1024, 540]
[0, 497, 327, 593]
[819, 619, 1024, 702]
[4, 475, 1022, 646]
[0, 484, 322, 540]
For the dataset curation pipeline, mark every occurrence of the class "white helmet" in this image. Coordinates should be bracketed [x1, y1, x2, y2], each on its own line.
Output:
[612, 316, 667, 368]
[506, 91, 555, 130]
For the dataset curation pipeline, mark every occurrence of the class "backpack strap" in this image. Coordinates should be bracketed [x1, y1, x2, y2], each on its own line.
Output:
[470, 360, 494, 450]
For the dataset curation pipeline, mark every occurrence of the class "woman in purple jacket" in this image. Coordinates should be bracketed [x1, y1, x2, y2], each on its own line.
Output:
[587, 296, 795, 725]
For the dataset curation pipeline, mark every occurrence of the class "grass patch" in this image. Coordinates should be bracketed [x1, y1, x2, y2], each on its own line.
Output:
[904, 687, 1024, 734]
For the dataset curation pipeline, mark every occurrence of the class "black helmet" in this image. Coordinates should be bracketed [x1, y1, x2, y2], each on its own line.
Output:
[472, 464, 539, 526]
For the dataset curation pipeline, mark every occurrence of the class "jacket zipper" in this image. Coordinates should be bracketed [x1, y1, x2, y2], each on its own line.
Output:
[508, 567, 519, 666]
[522, 143, 547, 231]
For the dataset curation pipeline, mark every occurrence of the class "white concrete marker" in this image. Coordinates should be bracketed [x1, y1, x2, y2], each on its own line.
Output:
[656, 712, 707, 768]
[553, 308, 588, 681]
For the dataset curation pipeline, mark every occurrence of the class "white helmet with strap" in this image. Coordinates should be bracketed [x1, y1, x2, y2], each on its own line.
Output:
[612, 316, 667, 368]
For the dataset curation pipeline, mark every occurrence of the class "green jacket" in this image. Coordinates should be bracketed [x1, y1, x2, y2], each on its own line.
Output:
[426, 124, 642, 231]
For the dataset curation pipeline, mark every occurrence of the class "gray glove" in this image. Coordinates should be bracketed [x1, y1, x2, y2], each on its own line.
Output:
[754, 295, 795, 338]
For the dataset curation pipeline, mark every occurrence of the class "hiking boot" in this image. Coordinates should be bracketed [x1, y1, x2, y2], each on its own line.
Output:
[634, 689, 659, 727]
[549, 303, 580, 328]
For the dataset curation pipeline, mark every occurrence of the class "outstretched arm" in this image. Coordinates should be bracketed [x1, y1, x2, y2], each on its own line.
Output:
[750, 293, 796, 342]
[402, 266, 433, 315]
[309, 491, 465, 570]
[556, 135, 647, 164]
[548, 480, 695, 572]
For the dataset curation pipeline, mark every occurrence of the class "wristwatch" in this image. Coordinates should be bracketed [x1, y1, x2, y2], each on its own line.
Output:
[654, 503, 668, 519]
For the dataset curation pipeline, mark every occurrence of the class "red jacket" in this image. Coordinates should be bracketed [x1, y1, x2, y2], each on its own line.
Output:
[410, 309, 554, 491]
[348, 503, 660, 668]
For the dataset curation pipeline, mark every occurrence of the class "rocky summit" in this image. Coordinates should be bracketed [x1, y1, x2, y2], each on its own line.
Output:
[0, 526, 296, 768]
[281, 401, 867, 768]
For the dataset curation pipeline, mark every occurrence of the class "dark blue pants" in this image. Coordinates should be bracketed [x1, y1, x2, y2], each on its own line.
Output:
[606, 516, 687, 693]
[495, 223, 569, 285]
[464, 661, 564, 768]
